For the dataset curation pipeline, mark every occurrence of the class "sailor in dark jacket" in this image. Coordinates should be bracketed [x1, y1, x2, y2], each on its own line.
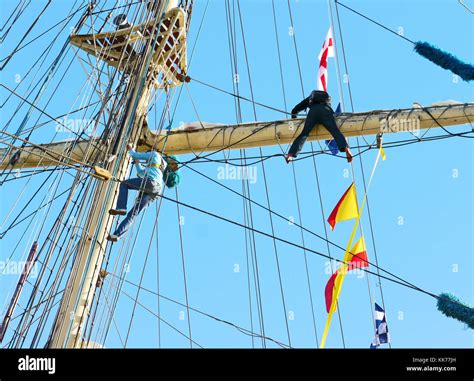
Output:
[285, 90, 353, 163]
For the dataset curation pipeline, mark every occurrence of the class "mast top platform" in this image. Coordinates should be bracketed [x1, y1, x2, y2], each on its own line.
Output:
[69, 6, 188, 88]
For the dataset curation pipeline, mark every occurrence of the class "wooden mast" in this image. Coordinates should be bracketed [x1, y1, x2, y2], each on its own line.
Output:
[47, 0, 188, 348]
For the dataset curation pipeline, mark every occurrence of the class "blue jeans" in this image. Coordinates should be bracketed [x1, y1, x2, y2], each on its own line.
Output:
[113, 177, 161, 238]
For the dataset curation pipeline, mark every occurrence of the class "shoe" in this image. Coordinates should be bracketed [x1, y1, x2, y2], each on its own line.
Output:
[107, 234, 119, 242]
[109, 208, 126, 216]
[285, 154, 294, 164]
[345, 147, 353, 163]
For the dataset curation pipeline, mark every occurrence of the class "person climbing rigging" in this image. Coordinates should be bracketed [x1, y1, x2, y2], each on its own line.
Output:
[285, 90, 353, 163]
[107, 144, 181, 242]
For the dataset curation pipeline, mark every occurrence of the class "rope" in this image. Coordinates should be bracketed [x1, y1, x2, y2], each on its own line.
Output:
[106, 272, 291, 348]
[334, 0, 390, 346]
[224, 0, 267, 347]
[154, 191, 440, 300]
[191, 77, 291, 116]
[235, 0, 292, 346]
[171, 132, 470, 300]
[335, 0, 415, 44]
[0, 0, 53, 70]
[175, 187, 193, 348]
[274, 0, 320, 347]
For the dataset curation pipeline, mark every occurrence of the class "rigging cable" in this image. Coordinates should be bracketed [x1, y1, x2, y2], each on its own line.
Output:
[273, 0, 320, 347]
[0, 0, 53, 70]
[226, 0, 269, 347]
[175, 187, 193, 348]
[334, 0, 392, 345]
[107, 272, 291, 348]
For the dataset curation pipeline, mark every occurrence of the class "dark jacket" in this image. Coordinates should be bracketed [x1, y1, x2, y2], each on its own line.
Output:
[291, 90, 332, 117]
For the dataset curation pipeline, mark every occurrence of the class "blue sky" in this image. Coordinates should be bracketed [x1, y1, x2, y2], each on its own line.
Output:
[0, 0, 472, 348]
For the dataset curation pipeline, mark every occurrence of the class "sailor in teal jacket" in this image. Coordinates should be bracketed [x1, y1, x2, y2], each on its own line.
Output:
[107, 144, 180, 242]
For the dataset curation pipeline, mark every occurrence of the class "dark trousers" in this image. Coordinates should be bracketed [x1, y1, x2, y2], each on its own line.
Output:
[288, 104, 348, 157]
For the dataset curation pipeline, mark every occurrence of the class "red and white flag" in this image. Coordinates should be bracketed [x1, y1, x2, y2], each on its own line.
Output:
[317, 27, 335, 92]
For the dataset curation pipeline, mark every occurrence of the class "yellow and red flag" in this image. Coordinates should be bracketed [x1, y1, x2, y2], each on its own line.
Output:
[327, 182, 359, 230]
[320, 146, 386, 348]
[324, 237, 369, 313]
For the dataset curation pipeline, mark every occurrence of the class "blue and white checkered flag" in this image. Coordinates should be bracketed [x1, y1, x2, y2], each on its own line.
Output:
[370, 302, 390, 349]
